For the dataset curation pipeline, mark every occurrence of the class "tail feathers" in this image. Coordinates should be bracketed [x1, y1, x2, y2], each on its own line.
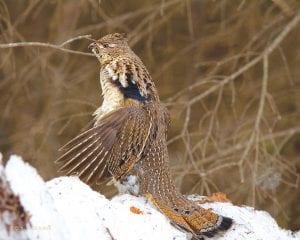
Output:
[145, 193, 232, 239]
[218, 216, 233, 231]
[201, 216, 233, 238]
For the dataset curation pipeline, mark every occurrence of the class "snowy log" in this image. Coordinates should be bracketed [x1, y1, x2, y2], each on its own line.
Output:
[0, 154, 299, 240]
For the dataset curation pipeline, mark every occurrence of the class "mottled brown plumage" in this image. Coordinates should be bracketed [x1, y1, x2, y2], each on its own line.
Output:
[56, 33, 232, 239]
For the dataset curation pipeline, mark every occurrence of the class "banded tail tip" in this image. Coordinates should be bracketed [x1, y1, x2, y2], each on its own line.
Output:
[218, 216, 233, 231]
[202, 216, 233, 238]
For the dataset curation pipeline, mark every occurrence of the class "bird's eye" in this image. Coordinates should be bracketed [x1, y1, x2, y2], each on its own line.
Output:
[101, 43, 116, 48]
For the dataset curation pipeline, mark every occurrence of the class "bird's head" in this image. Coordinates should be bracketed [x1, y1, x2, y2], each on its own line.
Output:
[89, 33, 129, 64]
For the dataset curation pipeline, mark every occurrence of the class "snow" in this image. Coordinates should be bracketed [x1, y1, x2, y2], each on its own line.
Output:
[47, 177, 111, 240]
[188, 196, 299, 240]
[4, 155, 69, 240]
[0, 154, 299, 240]
[0, 154, 24, 240]
[47, 177, 187, 240]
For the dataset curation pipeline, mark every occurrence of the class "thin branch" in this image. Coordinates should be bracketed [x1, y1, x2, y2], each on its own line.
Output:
[271, 0, 294, 16]
[0, 35, 94, 56]
[188, 11, 300, 106]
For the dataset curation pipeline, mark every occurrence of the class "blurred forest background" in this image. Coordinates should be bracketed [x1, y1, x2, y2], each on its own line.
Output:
[1, 0, 300, 230]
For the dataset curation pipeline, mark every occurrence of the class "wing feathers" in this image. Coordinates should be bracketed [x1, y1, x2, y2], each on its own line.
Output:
[63, 140, 103, 175]
[56, 131, 98, 163]
[56, 106, 151, 185]
[86, 151, 109, 185]
[58, 127, 97, 152]
[78, 148, 105, 178]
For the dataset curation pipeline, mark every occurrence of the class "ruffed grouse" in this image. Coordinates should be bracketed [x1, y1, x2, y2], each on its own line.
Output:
[56, 33, 232, 239]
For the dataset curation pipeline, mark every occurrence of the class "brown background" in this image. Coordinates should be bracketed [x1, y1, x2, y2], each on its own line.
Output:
[1, 0, 300, 230]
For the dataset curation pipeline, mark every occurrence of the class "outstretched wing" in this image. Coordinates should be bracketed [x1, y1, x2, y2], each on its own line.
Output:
[56, 106, 151, 185]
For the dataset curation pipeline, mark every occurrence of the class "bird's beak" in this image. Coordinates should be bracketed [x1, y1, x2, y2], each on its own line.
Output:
[88, 42, 97, 50]
[88, 42, 101, 57]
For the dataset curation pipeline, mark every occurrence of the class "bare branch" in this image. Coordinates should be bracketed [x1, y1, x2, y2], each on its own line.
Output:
[0, 35, 94, 56]
[188, 11, 300, 106]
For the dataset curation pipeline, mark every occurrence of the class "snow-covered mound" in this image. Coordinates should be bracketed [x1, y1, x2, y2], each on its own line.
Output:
[0, 154, 299, 240]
